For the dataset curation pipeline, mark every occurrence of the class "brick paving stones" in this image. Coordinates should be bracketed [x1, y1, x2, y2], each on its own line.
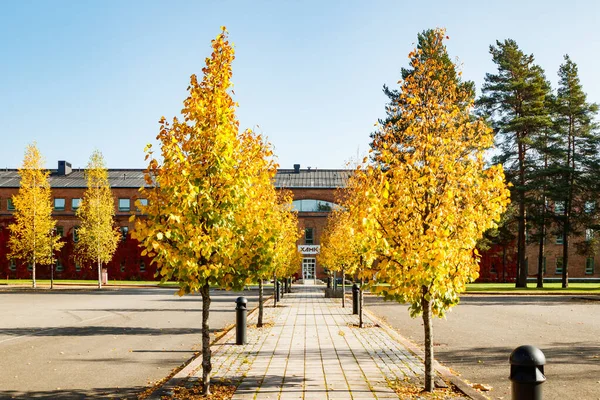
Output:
[154, 286, 469, 400]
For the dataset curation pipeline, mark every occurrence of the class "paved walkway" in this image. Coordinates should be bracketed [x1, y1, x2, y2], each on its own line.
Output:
[155, 286, 467, 399]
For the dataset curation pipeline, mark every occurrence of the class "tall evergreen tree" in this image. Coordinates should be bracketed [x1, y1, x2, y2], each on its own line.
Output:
[478, 39, 552, 287]
[370, 29, 475, 162]
[552, 55, 600, 288]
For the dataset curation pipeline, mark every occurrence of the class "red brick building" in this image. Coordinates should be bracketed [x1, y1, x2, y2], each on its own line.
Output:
[0, 162, 350, 283]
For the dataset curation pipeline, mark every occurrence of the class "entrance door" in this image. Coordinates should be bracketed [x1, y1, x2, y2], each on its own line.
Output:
[302, 258, 316, 284]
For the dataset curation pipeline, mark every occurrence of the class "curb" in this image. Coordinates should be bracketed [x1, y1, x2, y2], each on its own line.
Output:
[147, 293, 276, 399]
[362, 307, 489, 400]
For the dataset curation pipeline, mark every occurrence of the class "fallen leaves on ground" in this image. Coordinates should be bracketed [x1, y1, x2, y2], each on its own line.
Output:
[390, 377, 466, 399]
[163, 382, 236, 399]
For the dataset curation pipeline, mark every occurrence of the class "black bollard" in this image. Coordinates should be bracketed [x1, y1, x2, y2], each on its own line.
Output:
[352, 283, 359, 315]
[280, 280, 284, 298]
[235, 297, 248, 345]
[276, 280, 281, 302]
[509, 345, 546, 400]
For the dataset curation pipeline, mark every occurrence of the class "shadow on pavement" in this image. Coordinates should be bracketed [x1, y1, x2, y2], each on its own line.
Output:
[0, 325, 223, 337]
[0, 385, 144, 399]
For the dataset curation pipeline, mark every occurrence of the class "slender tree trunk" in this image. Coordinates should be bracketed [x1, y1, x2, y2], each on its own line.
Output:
[258, 280, 264, 328]
[200, 283, 212, 395]
[516, 142, 528, 288]
[563, 120, 575, 289]
[422, 286, 434, 391]
[50, 262, 54, 290]
[273, 273, 277, 307]
[97, 238, 102, 289]
[358, 277, 364, 328]
[562, 216, 570, 289]
[32, 257, 36, 289]
[341, 267, 345, 308]
[537, 204, 545, 288]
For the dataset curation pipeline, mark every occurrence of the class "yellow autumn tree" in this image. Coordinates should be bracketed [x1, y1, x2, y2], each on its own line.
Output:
[75, 150, 121, 289]
[133, 28, 278, 395]
[366, 29, 510, 391]
[319, 168, 379, 317]
[8, 143, 64, 288]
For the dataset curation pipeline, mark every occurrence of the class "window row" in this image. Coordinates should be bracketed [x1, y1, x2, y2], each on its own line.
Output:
[2, 198, 148, 212]
[7, 259, 146, 273]
[533, 257, 594, 275]
[58, 226, 129, 242]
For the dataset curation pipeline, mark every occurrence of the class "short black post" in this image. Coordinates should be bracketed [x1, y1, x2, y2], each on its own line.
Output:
[235, 297, 247, 345]
[510, 345, 546, 400]
[285, 278, 289, 293]
[276, 280, 281, 302]
[280, 280, 284, 298]
[352, 283, 359, 315]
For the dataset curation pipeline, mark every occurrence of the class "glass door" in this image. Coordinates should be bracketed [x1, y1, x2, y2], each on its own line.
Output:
[302, 258, 316, 284]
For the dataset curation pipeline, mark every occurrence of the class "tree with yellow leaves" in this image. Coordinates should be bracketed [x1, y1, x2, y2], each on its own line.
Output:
[8, 143, 64, 288]
[319, 168, 379, 321]
[75, 150, 121, 289]
[133, 28, 280, 395]
[367, 29, 510, 391]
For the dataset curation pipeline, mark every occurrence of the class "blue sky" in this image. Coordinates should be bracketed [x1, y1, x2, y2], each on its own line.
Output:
[1, 0, 599, 170]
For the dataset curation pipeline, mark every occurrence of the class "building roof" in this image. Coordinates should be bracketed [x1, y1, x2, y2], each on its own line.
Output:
[0, 168, 352, 189]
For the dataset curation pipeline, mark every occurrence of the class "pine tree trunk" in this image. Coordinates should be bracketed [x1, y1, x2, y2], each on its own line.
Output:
[537, 207, 545, 288]
[422, 286, 434, 391]
[562, 221, 569, 289]
[201, 283, 212, 395]
[258, 280, 264, 328]
[341, 267, 345, 308]
[516, 141, 528, 288]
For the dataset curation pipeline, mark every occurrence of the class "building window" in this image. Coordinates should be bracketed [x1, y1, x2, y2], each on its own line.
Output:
[136, 198, 148, 212]
[304, 228, 314, 245]
[542, 257, 546, 274]
[585, 201, 595, 213]
[56, 259, 64, 272]
[140, 261, 146, 272]
[554, 201, 565, 214]
[120, 261, 125, 273]
[75, 263, 81, 272]
[9, 259, 16, 271]
[121, 226, 129, 241]
[73, 227, 79, 243]
[118, 198, 130, 212]
[586, 229, 594, 242]
[292, 199, 339, 212]
[556, 234, 564, 245]
[27, 263, 32, 272]
[586, 258, 594, 275]
[54, 198, 66, 211]
[72, 198, 81, 211]
[555, 257, 563, 274]
[7, 198, 15, 211]
[56, 226, 64, 237]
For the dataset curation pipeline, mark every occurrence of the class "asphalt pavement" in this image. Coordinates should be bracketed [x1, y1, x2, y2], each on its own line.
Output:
[0, 287, 259, 399]
[364, 294, 600, 400]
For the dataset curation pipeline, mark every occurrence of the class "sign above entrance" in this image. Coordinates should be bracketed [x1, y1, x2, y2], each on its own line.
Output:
[298, 245, 320, 255]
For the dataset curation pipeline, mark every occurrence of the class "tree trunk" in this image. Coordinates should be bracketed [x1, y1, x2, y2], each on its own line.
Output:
[32, 256, 36, 289]
[97, 257, 102, 290]
[258, 280, 264, 328]
[273, 273, 277, 307]
[422, 286, 434, 391]
[516, 141, 528, 288]
[537, 208, 545, 288]
[358, 278, 364, 328]
[562, 223, 569, 289]
[200, 283, 212, 395]
[341, 267, 345, 308]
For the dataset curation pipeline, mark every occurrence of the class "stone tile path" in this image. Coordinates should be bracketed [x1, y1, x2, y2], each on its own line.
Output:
[155, 286, 465, 399]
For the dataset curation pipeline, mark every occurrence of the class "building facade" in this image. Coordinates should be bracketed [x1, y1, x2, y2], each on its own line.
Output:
[0, 162, 350, 283]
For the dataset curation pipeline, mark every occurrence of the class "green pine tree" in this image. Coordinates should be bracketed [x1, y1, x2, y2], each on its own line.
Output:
[552, 55, 600, 288]
[478, 39, 553, 288]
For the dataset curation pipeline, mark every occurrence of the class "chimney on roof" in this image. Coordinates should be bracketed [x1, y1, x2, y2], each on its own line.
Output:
[293, 164, 300, 174]
[307, 166, 311, 172]
[58, 161, 72, 176]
